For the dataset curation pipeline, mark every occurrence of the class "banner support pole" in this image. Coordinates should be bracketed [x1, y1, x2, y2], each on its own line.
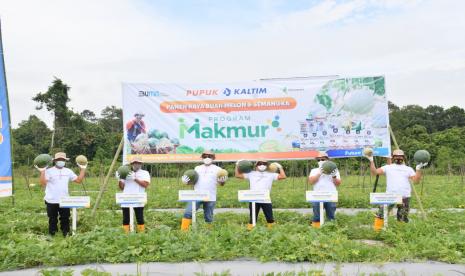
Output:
[91, 136, 124, 217]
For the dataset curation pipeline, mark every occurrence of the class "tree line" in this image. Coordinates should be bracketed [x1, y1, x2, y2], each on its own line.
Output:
[10, 78, 465, 175]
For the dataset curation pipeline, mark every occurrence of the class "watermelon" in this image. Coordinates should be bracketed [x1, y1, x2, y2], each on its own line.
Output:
[160, 132, 169, 139]
[33, 154, 52, 168]
[170, 138, 180, 146]
[75, 155, 88, 166]
[237, 160, 253, 174]
[148, 138, 159, 148]
[321, 161, 337, 175]
[414, 150, 431, 163]
[268, 162, 281, 173]
[117, 165, 131, 179]
[363, 147, 374, 157]
[217, 169, 229, 178]
[182, 169, 199, 185]
[148, 129, 160, 138]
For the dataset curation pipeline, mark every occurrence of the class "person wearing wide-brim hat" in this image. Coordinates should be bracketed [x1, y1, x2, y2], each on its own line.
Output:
[367, 149, 426, 230]
[308, 151, 342, 228]
[235, 158, 286, 230]
[117, 156, 150, 233]
[180, 150, 227, 231]
[36, 152, 86, 236]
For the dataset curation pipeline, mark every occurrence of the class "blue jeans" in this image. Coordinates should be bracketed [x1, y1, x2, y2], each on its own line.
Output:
[183, 201, 216, 223]
[312, 202, 336, 222]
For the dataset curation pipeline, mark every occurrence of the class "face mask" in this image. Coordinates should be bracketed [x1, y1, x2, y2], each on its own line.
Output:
[394, 159, 403, 165]
[203, 158, 213, 165]
[318, 161, 325, 167]
[132, 164, 142, 171]
[257, 165, 267, 172]
[56, 161, 65, 168]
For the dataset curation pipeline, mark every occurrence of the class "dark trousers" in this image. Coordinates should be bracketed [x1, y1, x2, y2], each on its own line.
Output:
[122, 207, 144, 225]
[249, 202, 274, 224]
[45, 201, 70, 236]
[377, 197, 411, 222]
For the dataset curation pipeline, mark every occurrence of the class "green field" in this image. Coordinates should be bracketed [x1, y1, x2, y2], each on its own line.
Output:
[2, 173, 464, 211]
[0, 174, 464, 271]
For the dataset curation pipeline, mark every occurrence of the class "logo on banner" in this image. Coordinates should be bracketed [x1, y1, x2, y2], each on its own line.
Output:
[223, 87, 267, 97]
[186, 89, 219, 96]
[138, 90, 163, 97]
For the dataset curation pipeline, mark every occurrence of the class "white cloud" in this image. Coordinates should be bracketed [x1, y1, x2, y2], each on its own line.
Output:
[1, 0, 464, 127]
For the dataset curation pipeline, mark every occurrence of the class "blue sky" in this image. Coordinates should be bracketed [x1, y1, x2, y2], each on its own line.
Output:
[0, 0, 464, 126]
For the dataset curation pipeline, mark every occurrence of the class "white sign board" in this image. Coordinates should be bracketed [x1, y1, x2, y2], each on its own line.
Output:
[238, 190, 270, 202]
[178, 190, 211, 202]
[115, 193, 147, 207]
[306, 191, 338, 203]
[59, 196, 91, 208]
[370, 193, 402, 205]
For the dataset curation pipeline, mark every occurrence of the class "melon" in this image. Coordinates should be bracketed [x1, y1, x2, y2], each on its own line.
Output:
[268, 162, 281, 173]
[321, 161, 337, 175]
[414, 150, 431, 163]
[33, 154, 52, 168]
[237, 160, 253, 174]
[363, 147, 374, 157]
[182, 169, 199, 185]
[117, 165, 131, 179]
[75, 155, 88, 166]
[217, 169, 229, 178]
[343, 88, 376, 114]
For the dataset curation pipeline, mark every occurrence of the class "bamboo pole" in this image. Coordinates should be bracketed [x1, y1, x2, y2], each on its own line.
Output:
[91, 136, 124, 217]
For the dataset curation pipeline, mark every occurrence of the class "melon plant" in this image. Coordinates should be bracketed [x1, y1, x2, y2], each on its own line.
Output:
[414, 150, 431, 163]
[321, 161, 337, 175]
[75, 155, 88, 166]
[182, 169, 199, 185]
[237, 160, 253, 174]
[33, 154, 52, 168]
[117, 165, 131, 179]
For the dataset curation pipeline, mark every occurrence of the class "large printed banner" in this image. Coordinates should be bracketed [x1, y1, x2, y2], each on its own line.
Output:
[0, 33, 13, 197]
[122, 76, 390, 163]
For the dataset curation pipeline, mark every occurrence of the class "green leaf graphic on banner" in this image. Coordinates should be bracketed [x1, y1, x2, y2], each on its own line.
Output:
[373, 77, 385, 96]
[315, 94, 332, 111]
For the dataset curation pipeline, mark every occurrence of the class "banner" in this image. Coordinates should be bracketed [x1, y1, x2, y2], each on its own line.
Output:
[122, 76, 390, 163]
[0, 24, 13, 197]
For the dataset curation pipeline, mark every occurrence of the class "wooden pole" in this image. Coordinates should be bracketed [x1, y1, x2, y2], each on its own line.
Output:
[389, 125, 427, 220]
[91, 136, 124, 217]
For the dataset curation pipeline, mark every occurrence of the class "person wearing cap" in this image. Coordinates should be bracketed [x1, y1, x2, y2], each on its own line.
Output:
[367, 149, 426, 230]
[117, 156, 150, 233]
[235, 159, 286, 230]
[308, 151, 342, 228]
[36, 152, 86, 236]
[180, 150, 227, 231]
[126, 112, 146, 143]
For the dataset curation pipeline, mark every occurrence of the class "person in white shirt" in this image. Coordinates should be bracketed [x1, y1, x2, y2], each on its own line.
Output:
[37, 152, 86, 236]
[368, 149, 426, 230]
[235, 159, 286, 230]
[308, 151, 341, 228]
[117, 156, 150, 233]
[180, 150, 227, 231]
